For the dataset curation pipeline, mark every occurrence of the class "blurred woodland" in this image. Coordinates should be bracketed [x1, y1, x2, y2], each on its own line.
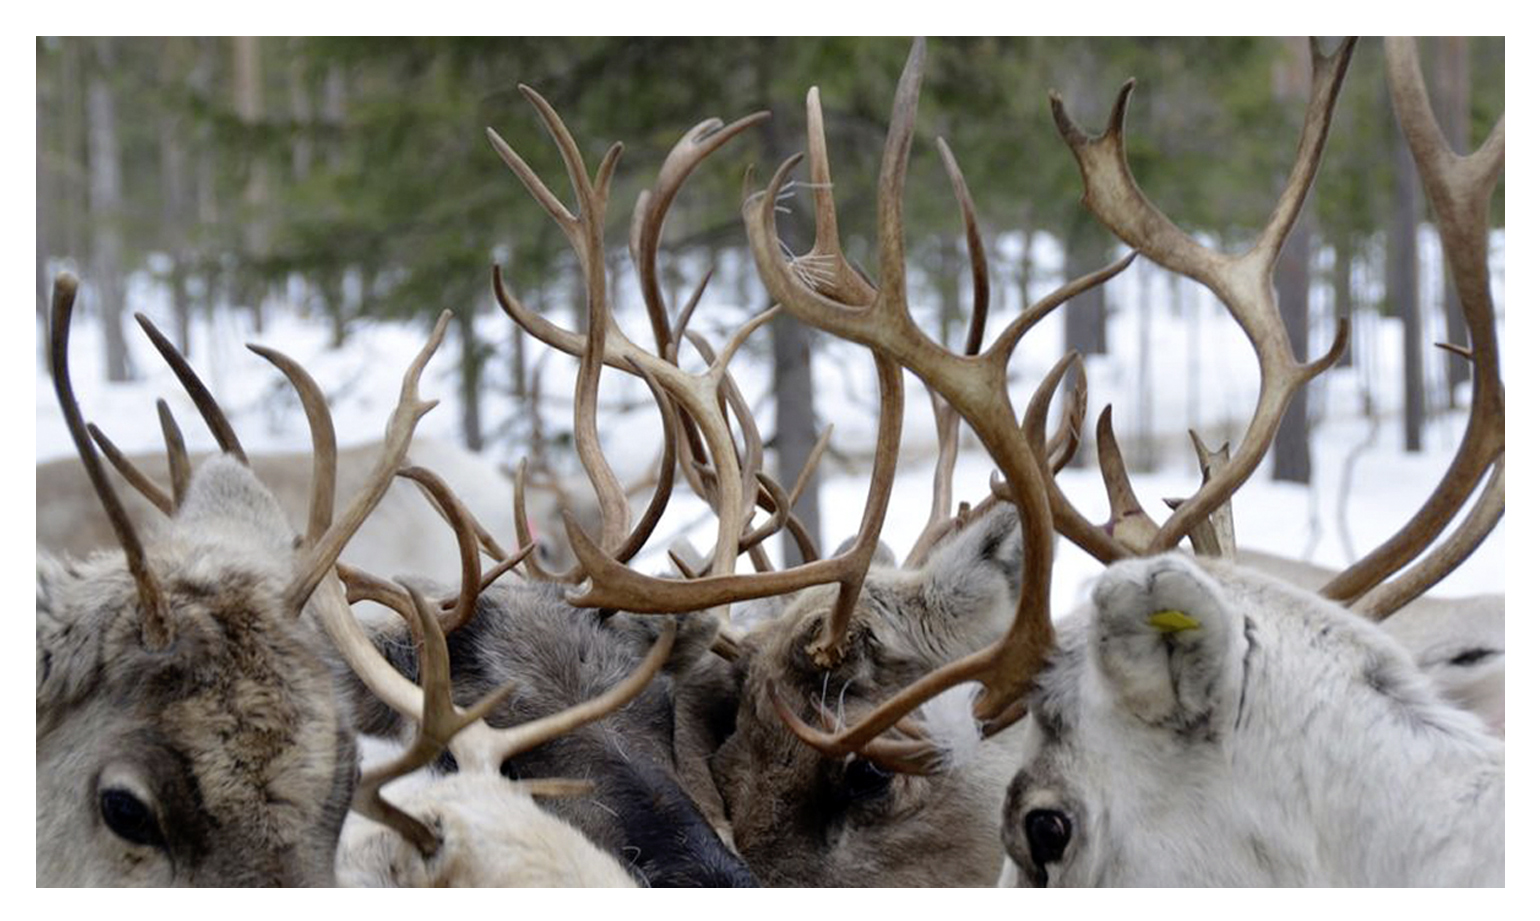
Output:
[35, 37, 1505, 542]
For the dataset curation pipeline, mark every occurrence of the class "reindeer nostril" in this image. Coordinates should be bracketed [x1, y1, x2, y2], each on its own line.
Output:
[1025, 808, 1072, 867]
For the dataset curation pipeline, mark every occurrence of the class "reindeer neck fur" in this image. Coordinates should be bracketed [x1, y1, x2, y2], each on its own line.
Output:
[1194, 559, 1503, 886]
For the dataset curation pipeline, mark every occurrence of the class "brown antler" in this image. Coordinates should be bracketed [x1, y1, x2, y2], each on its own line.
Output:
[1048, 37, 1355, 557]
[903, 137, 991, 569]
[490, 87, 904, 654]
[246, 344, 338, 548]
[1320, 37, 1504, 618]
[283, 311, 451, 614]
[743, 38, 1133, 758]
[490, 93, 775, 588]
[49, 273, 172, 649]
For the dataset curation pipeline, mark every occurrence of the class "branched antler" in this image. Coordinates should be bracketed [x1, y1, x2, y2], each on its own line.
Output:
[1320, 37, 1504, 617]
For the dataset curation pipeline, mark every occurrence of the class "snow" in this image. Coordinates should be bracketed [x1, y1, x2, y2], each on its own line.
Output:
[37, 225, 1504, 619]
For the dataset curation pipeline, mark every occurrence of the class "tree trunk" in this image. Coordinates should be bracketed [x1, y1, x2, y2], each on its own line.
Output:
[1272, 210, 1314, 484]
[319, 270, 346, 349]
[1061, 215, 1109, 470]
[159, 39, 194, 355]
[59, 39, 86, 269]
[287, 39, 313, 181]
[87, 37, 131, 382]
[758, 39, 821, 561]
[1434, 36, 1471, 404]
[1330, 229, 1354, 368]
[456, 304, 484, 452]
[1389, 89, 1424, 453]
[1062, 216, 1109, 357]
[1132, 260, 1154, 471]
[233, 36, 269, 332]
[37, 56, 49, 349]
[935, 236, 962, 349]
[1271, 38, 1314, 485]
[772, 308, 821, 561]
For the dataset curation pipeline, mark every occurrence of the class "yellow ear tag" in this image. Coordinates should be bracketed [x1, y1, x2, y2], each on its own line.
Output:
[1148, 609, 1201, 633]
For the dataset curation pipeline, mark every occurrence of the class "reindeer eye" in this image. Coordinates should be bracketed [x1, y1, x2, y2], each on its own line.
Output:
[100, 788, 165, 849]
[1024, 809, 1072, 866]
[842, 758, 893, 801]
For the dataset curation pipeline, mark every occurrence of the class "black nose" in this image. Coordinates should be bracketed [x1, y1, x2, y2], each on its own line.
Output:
[1025, 809, 1073, 867]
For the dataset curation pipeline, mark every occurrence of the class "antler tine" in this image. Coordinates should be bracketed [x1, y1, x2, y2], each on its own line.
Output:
[87, 424, 174, 516]
[155, 399, 192, 508]
[1094, 407, 1161, 552]
[936, 137, 990, 357]
[397, 466, 483, 633]
[801, 86, 878, 305]
[1044, 357, 1088, 475]
[134, 312, 247, 465]
[904, 136, 990, 569]
[682, 326, 767, 527]
[351, 584, 519, 859]
[336, 564, 418, 634]
[608, 357, 680, 567]
[905, 388, 962, 568]
[1320, 37, 1504, 609]
[632, 111, 770, 353]
[50, 273, 171, 649]
[1019, 353, 1127, 565]
[1180, 432, 1236, 558]
[1049, 38, 1356, 553]
[247, 344, 338, 549]
[285, 311, 451, 615]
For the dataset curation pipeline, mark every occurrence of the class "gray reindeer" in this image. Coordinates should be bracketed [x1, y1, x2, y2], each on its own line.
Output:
[36, 274, 448, 885]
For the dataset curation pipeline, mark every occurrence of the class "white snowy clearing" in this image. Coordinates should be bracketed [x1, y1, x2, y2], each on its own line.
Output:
[37, 227, 1504, 618]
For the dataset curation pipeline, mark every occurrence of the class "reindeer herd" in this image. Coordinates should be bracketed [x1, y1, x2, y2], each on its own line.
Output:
[36, 37, 1503, 887]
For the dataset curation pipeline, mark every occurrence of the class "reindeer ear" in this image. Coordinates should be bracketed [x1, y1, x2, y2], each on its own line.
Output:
[37, 555, 68, 698]
[174, 456, 296, 556]
[920, 504, 1022, 622]
[36, 555, 99, 730]
[1089, 554, 1245, 734]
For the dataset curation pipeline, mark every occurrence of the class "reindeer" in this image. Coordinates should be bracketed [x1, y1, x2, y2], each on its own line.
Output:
[705, 36, 1500, 886]
[36, 275, 451, 885]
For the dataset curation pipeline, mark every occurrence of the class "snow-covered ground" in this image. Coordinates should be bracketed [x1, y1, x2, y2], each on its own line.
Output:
[37, 225, 1503, 618]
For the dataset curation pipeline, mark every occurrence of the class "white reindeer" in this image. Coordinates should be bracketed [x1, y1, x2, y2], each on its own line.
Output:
[997, 554, 1502, 886]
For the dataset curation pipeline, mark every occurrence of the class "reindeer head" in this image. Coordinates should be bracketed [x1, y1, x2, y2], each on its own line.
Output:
[37, 276, 449, 885]
[1000, 554, 1503, 887]
[37, 458, 356, 886]
[706, 506, 1025, 886]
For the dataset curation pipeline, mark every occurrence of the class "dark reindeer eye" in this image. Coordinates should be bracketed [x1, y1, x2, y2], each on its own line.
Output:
[842, 758, 893, 802]
[100, 788, 165, 849]
[1024, 808, 1072, 866]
